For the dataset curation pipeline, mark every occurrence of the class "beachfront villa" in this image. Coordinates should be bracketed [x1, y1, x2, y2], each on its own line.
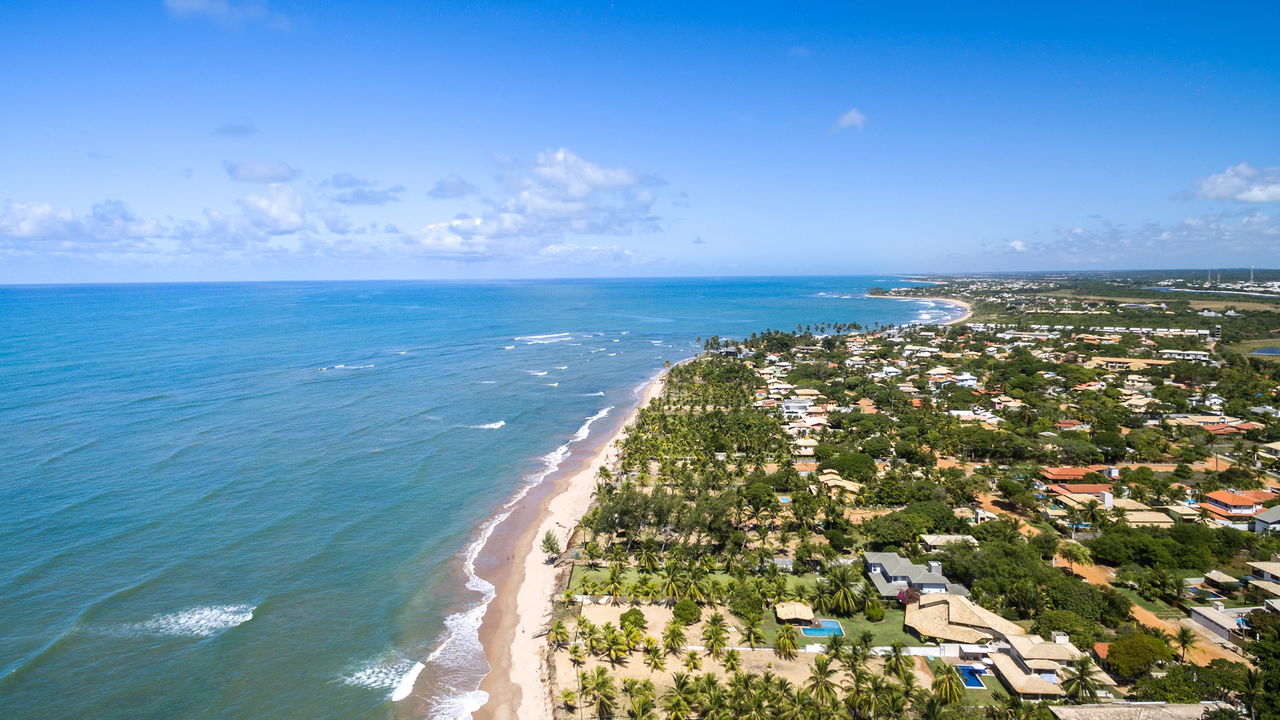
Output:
[863, 552, 969, 598]
[902, 593, 1106, 699]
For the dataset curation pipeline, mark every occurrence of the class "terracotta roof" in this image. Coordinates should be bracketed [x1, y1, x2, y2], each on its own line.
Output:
[1205, 490, 1260, 506]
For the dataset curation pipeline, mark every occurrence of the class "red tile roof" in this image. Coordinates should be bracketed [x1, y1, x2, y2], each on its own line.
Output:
[1045, 483, 1114, 496]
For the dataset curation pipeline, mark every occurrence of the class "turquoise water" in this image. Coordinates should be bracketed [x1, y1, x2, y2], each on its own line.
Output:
[800, 619, 844, 637]
[0, 277, 945, 719]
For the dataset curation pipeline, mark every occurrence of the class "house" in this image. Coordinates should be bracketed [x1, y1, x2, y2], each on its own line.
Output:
[904, 593, 1024, 643]
[991, 633, 1102, 700]
[863, 552, 969, 598]
[1084, 356, 1175, 372]
[1044, 482, 1114, 498]
[1253, 506, 1280, 534]
[1190, 601, 1261, 644]
[1159, 349, 1212, 363]
[1260, 441, 1280, 461]
[1199, 490, 1266, 529]
[781, 398, 813, 419]
[1040, 466, 1117, 483]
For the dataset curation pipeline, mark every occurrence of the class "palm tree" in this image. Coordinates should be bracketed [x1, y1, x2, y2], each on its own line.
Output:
[804, 653, 840, 707]
[822, 565, 862, 616]
[547, 619, 570, 648]
[885, 641, 913, 681]
[916, 695, 954, 720]
[585, 666, 618, 718]
[682, 649, 702, 672]
[569, 644, 586, 666]
[722, 648, 742, 673]
[774, 623, 799, 660]
[1173, 625, 1199, 662]
[702, 612, 729, 658]
[559, 688, 578, 712]
[931, 663, 965, 705]
[1058, 541, 1093, 573]
[642, 642, 665, 672]
[742, 620, 765, 649]
[1060, 656, 1102, 704]
[1243, 668, 1264, 720]
[662, 621, 686, 655]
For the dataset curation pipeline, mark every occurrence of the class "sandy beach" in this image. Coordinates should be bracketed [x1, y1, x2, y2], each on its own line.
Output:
[866, 294, 973, 325]
[467, 368, 670, 720]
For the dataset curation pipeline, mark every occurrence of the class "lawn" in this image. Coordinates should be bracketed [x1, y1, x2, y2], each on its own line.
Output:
[1111, 585, 1184, 620]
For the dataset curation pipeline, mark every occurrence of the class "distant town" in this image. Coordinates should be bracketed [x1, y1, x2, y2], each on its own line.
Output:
[539, 270, 1280, 720]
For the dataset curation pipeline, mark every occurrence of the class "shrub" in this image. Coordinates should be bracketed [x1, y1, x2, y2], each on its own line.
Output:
[728, 587, 765, 625]
[619, 608, 647, 631]
[866, 601, 885, 622]
[672, 599, 702, 626]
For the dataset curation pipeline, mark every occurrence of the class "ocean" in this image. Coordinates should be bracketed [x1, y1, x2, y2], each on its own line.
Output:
[0, 277, 954, 719]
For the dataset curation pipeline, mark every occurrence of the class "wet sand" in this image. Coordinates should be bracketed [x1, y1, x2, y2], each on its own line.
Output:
[467, 369, 669, 720]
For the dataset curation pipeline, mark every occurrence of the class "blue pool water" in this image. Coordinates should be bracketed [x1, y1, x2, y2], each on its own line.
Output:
[957, 665, 988, 689]
[778, 495, 793, 504]
[1252, 347, 1280, 356]
[801, 619, 845, 637]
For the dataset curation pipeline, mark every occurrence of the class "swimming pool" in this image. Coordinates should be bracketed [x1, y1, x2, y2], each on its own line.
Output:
[1252, 347, 1280, 356]
[956, 665, 988, 689]
[800, 619, 844, 637]
[778, 495, 792, 503]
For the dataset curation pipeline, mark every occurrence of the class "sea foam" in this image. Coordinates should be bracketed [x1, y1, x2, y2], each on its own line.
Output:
[402, 405, 614, 717]
[469, 421, 506, 430]
[107, 604, 255, 638]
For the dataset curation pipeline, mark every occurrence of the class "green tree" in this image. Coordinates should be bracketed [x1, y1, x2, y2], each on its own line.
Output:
[774, 623, 799, 660]
[1107, 632, 1174, 679]
[932, 663, 965, 705]
[1061, 656, 1103, 704]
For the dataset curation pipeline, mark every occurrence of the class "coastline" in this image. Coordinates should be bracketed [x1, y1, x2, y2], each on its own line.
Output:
[865, 294, 972, 325]
[463, 367, 670, 720]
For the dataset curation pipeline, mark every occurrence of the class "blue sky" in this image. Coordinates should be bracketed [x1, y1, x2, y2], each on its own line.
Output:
[1, 1, 1278, 282]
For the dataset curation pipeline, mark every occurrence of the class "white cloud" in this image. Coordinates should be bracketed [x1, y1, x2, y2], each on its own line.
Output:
[1004, 210, 1280, 267]
[1009, 240, 1027, 252]
[1196, 163, 1280, 203]
[164, 0, 288, 29]
[833, 108, 867, 131]
[409, 147, 662, 261]
[427, 175, 479, 199]
[238, 185, 305, 234]
[325, 172, 374, 189]
[225, 161, 297, 183]
[332, 186, 404, 205]
[0, 148, 666, 268]
[531, 243, 646, 266]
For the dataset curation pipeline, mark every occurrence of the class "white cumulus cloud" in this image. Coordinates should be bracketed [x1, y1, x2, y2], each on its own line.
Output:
[238, 185, 305, 234]
[1196, 163, 1280, 203]
[833, 108, 867, 131]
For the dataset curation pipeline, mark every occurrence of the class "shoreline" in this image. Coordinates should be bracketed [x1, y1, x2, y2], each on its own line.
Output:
[458, 367, 670, 720]
[865, 294, 972, 325]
